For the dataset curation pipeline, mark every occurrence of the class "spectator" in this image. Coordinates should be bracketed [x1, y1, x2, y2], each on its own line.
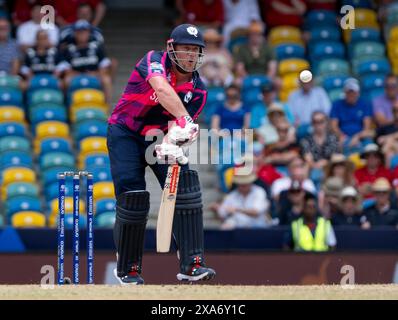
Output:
[234, 21, 277, 81]
[301, 111, 340, 184]
[332, 186, 363, 226]
[217, 169, 270, 229]
[262, 0, 307, 29]
[55, 0, 106, 27]
[12, 0, 49, 27]
[376, 99, 398, 167]
[222, 0, 261, 46]
[277, 180, 307, 225]
[372, 74, 398, 127]
[271, 156, 316, 201]
[57, 20, 112, 103]
[59, 3, 104, 49]
[319, 177, 344, 219]
[330, 78, 374, 154]
[200, 28, 233, 87]
[255, 102, 295, 145]
[175, 0, 224, 29]
[263, 120, 300, 167]
[323, 153, 356, 186]
[0, 17, 20, 75]
[250, 82, 294, 128]
[284, 193, 336, 252]
[362, 178, 398, 229]
[21, 29, 59, 79]
[355, 144, 392, 199]
[287, 72, 331, 128]
[17, 4, 59, 51]
[211, 84, 250, 135]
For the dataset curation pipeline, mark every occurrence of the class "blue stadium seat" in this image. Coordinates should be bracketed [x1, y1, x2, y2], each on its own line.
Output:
[0, 136, 30, 153]
[5, 182, 39, 200]
[310, 41, 345, 62]
[352, 41, 385, 60]
[74, 120, 107, 142]
[0, 151, 33, 169]
[6, 196, 42, 218]
[322, 75, 349, 91]
[85, 154, 110, 168]
[0, 75, 20, 90]
[28, 75, 59, 93]
[308, 27, 341, 43]
[275, 44, 305, 60]
[328, 88, 345, 102]
[40, 152, 75, 171]
[316, 59, 350, 77]
[91, 166, 112, 182]
[357, 59, 391, 77]
[30, 89, 64, 108]
[45, 179, 74, 202]
[64, 214, 87, 229]
[0, 123, 26, 138]
[0, 88, 23, 107]
[361, 74, 385, 92]
[42, 166, 74, 187]
[342, 0, 372, 8]
[207, 87, 225, 105]
[75, 108, 107, 123]
[390, 154, 398, 170]
[68, 75, 101, 93]
[39, 138, 72, 157]
[305, 10, 338, 29]
[242, 88, 263, 105]
[94, 211, 115, 228]
[30, 105, 67, 127]
[242, 75, 271, 90]
[350, 28, 380, 43]
[96, 198, 116, 215]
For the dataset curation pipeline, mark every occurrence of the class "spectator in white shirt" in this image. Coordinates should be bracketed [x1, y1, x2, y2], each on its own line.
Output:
[287, 73, 331, 127]
[17, 4, 59, 52]
[271, 156, 316, 201]
[222, 0, 261, 46]
[217, 170, 270, 229]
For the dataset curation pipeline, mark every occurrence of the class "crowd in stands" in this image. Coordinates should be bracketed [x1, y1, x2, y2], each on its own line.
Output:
[176, 0, 398, 250]
[0, 1, 116, 229]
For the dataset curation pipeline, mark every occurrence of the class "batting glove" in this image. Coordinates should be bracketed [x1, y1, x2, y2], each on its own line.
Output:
[168, 115, 199, 147]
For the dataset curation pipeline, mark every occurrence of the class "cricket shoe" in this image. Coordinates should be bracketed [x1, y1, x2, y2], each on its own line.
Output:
[177, 256, 216, 282]
[113, 265, 144, 285]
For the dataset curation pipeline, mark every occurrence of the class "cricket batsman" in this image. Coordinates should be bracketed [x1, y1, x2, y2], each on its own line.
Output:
[107, 24, 216, 284]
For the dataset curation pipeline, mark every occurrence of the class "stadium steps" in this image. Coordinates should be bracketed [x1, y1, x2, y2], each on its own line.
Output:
[101, 9, 221, 228]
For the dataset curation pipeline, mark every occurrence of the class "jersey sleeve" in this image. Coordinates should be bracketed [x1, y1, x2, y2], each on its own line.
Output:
[136, 51, 167, 82]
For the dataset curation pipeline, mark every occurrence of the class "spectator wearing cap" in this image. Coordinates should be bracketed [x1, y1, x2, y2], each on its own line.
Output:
[362, 178, 398, 229]
[0, 17, 21, 75]
[59, 3, 105, 50]
[55, 0, 106, 27]
[287, 71, 331, 130]
[250, 82, 294, 128]
[301, 111, 340, 187]
[57, 19, 112, 103]
[262, 0, 307, 29]
[16, 4, 59, 51]
[330, 78, 375, 154]
[271, 156, 316, 201]
[277, 179, 307, 225]
[175, 0, 224, 29]
[355, 144, 392, 199]
[217, 169, 271, 229]
[332, 186, 364, 226]
[233, 21, 277, 80]
[263, 120, 300, 168]
[372, 74, 398, 127]
[284, 193, 336, 252]
[323, 153, 356, 186]
[21, 29, 60, 81]
[255, 102, 295, 145]
[200, 28, 233, 87]
[222, 0, 261, 46]
[211, 84, 250, 135]
[318, 177, 344, 219]
[376, 98, 398, 167]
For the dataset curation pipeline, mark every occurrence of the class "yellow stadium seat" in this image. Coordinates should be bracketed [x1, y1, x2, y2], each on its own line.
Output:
[93, 182, 115, 200]
[281, 74, 300, 91]
[354, 9, 377, 27]
[0, 107, 25, 123]
[36, 121, 69, 140]
[278, 59, 309, 77]
[50, 197, 86, 217]
[71, 89, 106, 107]
[2, 167, 36, 188]
[389, 26, 398, 41]
[268, 26, 302, 47]
[80, 137, 108, 155]
[11, 211, 46, 228]
[279, 89, 293, 103]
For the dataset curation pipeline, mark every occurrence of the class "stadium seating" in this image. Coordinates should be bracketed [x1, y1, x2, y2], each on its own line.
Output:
[0, 88, 23, 107]
[11, 211, 46, 228]
[0, 107, 24, 123]
[6, 196, 42, 218]
[0, 75, 20, 90]
[93, 182, 115, 201]
[0, 136, 30, 153]
[94, 211, 115, 228]
[0, 150, 33, 169]
[3, 182, 39, 201]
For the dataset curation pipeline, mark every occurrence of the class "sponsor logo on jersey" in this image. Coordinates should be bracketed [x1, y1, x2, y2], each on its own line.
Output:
[184, 91, 193, 103]
[150, 62, 164, 74]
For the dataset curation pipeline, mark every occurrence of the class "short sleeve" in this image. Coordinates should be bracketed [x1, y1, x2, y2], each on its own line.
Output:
[330, 101, 339, 119]
[136, 51, 167, 81]
[363, 100, 373, 118]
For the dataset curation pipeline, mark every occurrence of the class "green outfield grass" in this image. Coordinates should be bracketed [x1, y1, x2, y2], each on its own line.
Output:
[0, 284, 397, 300]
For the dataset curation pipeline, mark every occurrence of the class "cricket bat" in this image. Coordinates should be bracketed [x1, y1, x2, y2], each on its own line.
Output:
[156, 156, 187, 253]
